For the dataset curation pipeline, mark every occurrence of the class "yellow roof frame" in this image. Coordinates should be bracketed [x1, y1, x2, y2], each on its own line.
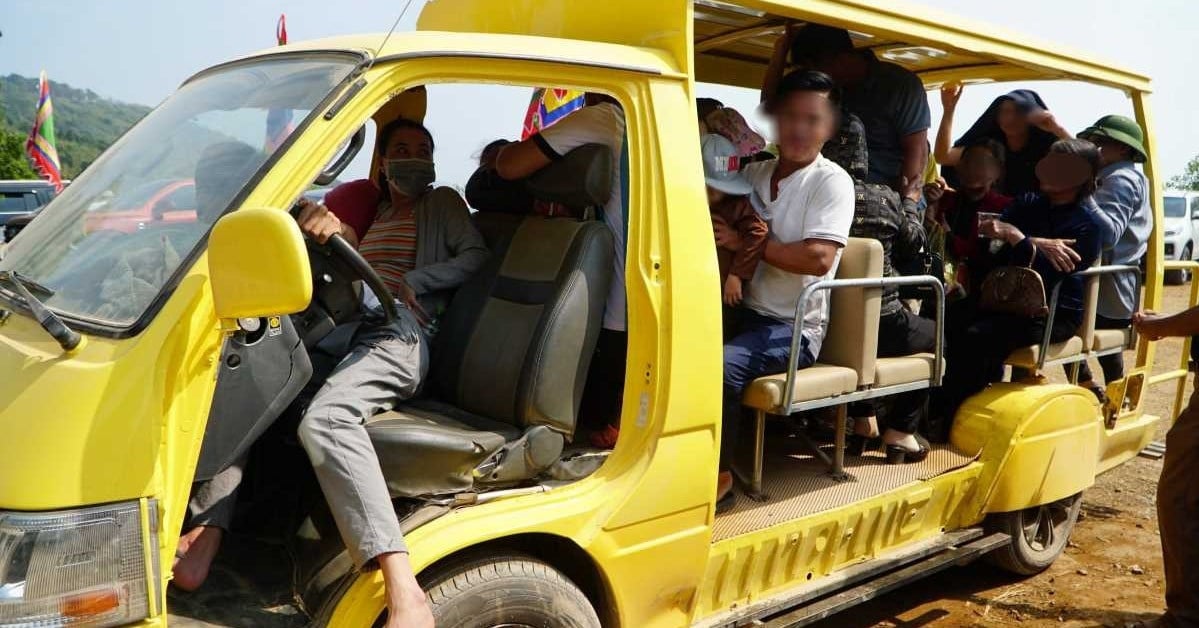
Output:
[696, 0, 1151, 92]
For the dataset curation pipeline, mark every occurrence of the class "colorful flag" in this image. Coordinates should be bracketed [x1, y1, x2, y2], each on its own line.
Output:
[25, 71, 63, 192]
[521, 88, 585, 140]
[264, 14, 294, 152]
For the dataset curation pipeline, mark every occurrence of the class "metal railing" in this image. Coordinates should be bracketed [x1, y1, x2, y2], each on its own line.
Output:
[1159, 260, 1199, 420]
[1031, 264, 1142, 371]
[780, 274, 946, 412]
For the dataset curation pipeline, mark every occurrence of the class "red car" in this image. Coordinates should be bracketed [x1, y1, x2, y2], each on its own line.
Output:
[84, 179, 196, 233]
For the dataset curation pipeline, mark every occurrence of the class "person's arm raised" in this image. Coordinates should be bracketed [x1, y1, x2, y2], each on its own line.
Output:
[761, 22, 797, 103]
[934, 83, 964, 166]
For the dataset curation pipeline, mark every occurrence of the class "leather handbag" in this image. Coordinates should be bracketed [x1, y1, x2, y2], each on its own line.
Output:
[979, 244, 1049, 317]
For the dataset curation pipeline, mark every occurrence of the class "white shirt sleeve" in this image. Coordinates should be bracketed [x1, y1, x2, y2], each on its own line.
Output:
[800, 167, 854, 246]
[536, 103, 625, 158]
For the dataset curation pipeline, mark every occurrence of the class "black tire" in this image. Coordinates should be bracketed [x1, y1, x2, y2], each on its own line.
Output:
[418, 551, 601, 628]
[1167, 245, 1192, 285]
[986, 492, 1082, 576]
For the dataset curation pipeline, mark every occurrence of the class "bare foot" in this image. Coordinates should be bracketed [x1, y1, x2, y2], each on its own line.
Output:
[378, 552, 434, 628]
[172, 526, 223, 592]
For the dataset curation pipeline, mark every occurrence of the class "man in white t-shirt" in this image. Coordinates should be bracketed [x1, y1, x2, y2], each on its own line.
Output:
[494, 94, 628, 447]
[713, 70, 854, 507]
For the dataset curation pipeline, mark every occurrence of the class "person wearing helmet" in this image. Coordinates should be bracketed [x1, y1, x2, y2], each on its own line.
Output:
[1072, 115, 1152, 401]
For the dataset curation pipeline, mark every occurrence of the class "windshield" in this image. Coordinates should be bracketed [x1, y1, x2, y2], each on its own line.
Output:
[0, 54, 356, 327]
[1165, 197, 1187, 218]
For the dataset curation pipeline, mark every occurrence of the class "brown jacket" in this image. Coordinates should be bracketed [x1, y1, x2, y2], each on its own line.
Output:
[712, 195, 768, 282]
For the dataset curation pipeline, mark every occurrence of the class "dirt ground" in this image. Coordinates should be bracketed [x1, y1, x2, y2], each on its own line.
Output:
[812, 283, 1195, 628]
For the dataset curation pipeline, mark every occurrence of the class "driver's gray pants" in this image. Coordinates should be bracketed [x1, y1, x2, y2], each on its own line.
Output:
[297, 313, 428, 570]
[186, 457, 245, 531]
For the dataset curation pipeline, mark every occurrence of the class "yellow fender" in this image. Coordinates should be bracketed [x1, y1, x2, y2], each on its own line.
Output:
[951, 383, 1101, 515]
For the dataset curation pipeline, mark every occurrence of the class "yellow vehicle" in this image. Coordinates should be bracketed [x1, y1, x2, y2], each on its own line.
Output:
[0, 1, 1176, 626]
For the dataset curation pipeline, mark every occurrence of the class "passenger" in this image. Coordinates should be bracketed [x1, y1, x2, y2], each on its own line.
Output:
[697, 97, 724, 134]
[1129, 307, 1199, 628]
[173, 141, 269, 593]
[703, 104, 767, 158]
[923, 140, 1013, 297]
[714, 70, 854, 504]
[464, 138, 535, 213]
[935, 85, 1072, 197]
[764, 23, 930, 191]
[1071, 115, 1152, 400]
[701, 133, 767, 312]
[822, 112, 936, 463]
[932, 139, 1103, 431]
[494, 93, 628, 449]
[294, 118, 488, 628]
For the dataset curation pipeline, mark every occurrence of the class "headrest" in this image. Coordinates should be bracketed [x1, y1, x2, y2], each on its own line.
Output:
[525, 143, 613, 211]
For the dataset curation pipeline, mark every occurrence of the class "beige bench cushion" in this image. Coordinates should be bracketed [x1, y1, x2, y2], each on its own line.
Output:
[1093, 328, 1128, 351]
[874, 353, 941, 387]
[1005, 336, 1085, 369]
[742, 364, 858, 412]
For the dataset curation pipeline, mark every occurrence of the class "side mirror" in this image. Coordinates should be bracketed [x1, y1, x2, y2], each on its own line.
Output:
[208, 207, 312, 319]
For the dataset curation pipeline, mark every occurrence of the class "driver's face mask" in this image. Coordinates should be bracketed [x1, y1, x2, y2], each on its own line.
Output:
[385, 158, 436, 199]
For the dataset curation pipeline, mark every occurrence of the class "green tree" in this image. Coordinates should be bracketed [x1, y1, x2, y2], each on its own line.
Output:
[1168, 154, 1199, 191]
[0, 127, 36, 179]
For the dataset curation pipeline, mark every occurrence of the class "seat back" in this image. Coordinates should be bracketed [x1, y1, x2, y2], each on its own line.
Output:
[819, 237, 883, 386]
[430, 216, 613, 435]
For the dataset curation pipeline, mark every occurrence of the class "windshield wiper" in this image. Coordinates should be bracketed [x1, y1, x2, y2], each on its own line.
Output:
[0, 271, 80, 352]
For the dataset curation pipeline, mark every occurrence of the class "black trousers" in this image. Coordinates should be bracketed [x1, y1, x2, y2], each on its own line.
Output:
[1071, 315, 1132, 384]
[935, 300, 1080, 424]
[850, 307, 938, 435]
[578, 329, 628, 432]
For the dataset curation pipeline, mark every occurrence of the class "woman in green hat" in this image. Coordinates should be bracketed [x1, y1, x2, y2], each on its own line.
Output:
[1072, 114, 1152, 400]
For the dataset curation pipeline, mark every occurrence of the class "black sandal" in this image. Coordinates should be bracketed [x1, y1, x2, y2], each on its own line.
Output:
[885, 434, 931, 464]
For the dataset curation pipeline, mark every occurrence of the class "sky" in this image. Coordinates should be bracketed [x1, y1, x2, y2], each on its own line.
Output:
[2, 0, 1196, 186]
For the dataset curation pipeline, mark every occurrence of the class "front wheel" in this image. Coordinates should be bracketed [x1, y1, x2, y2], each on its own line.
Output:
[417, 551, 601, 628]
[986, 492, 1083, 575]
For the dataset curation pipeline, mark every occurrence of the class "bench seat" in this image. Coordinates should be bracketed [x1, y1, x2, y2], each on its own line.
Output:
[874, 353, 941, 387]
[742, 364, 859, 413]
[1005, 336, 1085, 369]
[1093, 328, 1129, 351]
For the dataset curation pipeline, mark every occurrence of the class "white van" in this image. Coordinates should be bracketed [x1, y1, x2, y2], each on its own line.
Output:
[1163, 190, 1199, 284]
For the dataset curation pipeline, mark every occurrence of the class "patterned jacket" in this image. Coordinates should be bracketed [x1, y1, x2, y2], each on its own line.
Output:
[822, 112, 925, 316]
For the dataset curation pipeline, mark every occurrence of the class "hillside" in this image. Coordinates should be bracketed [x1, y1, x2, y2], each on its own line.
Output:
[0, 73, 150, 178]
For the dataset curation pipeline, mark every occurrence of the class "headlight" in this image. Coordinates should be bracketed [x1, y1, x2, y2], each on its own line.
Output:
[1166, 228, 1180, 237]
[0, 501, 158, 627]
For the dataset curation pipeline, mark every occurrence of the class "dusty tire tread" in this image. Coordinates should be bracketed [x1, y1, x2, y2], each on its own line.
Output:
[423, 551, 599, 627]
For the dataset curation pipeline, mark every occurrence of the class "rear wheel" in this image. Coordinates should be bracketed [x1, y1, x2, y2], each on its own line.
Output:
[1166, 244, 1192, 284]
[986, 492, 1083, 575]
[415, 551, 601, 628]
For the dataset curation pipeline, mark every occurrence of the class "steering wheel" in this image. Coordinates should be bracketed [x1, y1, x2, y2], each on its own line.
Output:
[289, 202, 398, 347]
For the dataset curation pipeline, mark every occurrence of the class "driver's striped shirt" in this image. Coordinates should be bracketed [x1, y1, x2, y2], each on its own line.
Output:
[358, 203, 417, 295]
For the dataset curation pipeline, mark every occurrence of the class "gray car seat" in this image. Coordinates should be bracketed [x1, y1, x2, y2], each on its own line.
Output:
[366, 145, 616, 498]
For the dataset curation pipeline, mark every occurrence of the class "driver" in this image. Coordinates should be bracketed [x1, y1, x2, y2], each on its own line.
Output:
[292, 117, 488, 628]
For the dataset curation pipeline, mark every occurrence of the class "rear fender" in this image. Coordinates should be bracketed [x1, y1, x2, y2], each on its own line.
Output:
[951, 383, 1101, 516]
